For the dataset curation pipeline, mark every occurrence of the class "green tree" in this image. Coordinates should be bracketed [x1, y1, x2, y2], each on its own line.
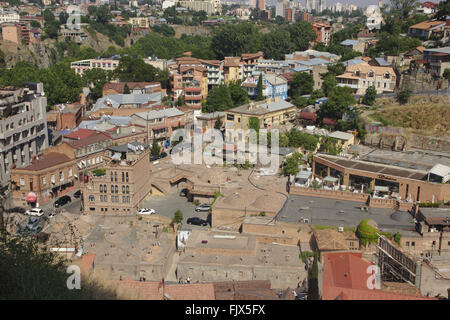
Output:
[389, 0, 419, 19]
[255, 73, 264, 101]
[151, 139, 161, 156]
[123, 83, 130, 94]
[435, 0, 450, 20]
[321, 74, 338, 97]
[289, 22, 317, 51]
[30, 20, 41, 28]
[204, 84, 233, 113]
[318, 86, 355, 120]
[114, 56, 159, 82]
[282, 152, 303, 176]
[397, 89, 412, 104]
[362, 85, 377, 105]
[172, 210, 183, 224]
[229, 81, 249, 107]
[291, 72, 314, 97]
[443, 68, 450, 87]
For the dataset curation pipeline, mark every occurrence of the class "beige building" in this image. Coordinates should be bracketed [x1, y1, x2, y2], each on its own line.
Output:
[177, 0, 221, 15]
[128, 17, 149, 28]
[176, 229, 306, 289]
[81, 141, 151, 215]
[336, 61, 396, 94]
[225, 98, 296, 137]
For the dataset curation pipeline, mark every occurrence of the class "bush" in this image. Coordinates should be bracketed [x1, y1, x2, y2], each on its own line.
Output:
[172, 210, 183, 224]
[397, 89, 412, 104]
[356, 219, 379, 246]
[419, 202, 441, 208]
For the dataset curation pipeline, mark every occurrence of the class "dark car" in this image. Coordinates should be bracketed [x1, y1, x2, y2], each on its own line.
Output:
[179, 188, 188, 197]
[55, 195, 71, 208]
[186, 217, 208, 226]
[160, 152, 167, 159]
[73, 190, 82, 198]
[7, 207, 25, 214]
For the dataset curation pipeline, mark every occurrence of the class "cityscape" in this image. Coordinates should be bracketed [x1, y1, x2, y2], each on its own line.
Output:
[0, 0, 449, 304]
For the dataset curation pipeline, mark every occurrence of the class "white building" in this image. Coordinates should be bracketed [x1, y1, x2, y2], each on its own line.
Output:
[0, 10, 20, 24]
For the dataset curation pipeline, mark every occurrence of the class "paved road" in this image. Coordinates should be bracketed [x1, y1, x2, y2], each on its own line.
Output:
[139, 191, 210, 229]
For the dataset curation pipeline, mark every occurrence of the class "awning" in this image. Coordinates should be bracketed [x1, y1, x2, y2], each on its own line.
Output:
[26, 192, 37, 202]
[152, 126, 167, 131]
[323, 176, 339, 183]
[374, 186, 389, 192]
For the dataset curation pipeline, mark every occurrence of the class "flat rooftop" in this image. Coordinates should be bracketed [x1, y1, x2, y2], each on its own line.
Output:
[277, 195, 416, 231]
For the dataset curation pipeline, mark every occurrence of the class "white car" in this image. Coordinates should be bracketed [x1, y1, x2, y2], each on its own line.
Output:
[138, 208, 156, 215]
[26, 208, 44, 217]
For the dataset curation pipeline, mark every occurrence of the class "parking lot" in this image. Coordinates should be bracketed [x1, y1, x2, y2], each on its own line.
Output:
[139, 191, 211, 229]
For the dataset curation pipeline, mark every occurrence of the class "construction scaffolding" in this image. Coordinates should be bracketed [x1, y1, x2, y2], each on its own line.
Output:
[375, 236, 419, 287]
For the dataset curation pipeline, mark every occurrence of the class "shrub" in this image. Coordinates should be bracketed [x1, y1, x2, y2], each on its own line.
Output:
[397, 89, 412, 104]
[172, 210, 183, 224]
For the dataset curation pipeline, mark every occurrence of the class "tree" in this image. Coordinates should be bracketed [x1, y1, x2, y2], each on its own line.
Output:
[397, 89, 412, 104]
[229, 81, 248, 107]
[114, 56, 158, 82]
[443, 68, 450, 87]
[204, 84, 233, 113]
[291, 72, 314, 97]
[214, 116, 223, 130]
[321, 74, 338, 97]
[389, 0, 419, 19]
[318, 86, 355, 120]
[282, 152, 303, 176]
[151, 139, 161, 156]
[435, 0, 450, 20]
[362, 85, 377, 105]
[59, 11, 69, 25]
[255, 73, 264, 101]
[123, 83, 130, 94]
[172, 210, 183, 224]
[30, 20, 41, 28]
[261, 29, 292, 60]
[289, 22, 317, 51]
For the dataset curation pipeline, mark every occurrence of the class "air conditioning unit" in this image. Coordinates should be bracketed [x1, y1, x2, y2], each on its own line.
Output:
[338, 227, 344, 232]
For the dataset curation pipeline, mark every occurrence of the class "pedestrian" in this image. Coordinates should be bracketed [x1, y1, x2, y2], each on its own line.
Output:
[187, 277, 191, 284]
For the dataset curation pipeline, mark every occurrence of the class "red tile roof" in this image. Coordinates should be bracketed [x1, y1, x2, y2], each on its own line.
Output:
[16, 152, 73, 171]
[65, 131, 111, 149]
[64, 128, 97, 140]
[81, 254, 96, 273]
[322, 252, 435, 300]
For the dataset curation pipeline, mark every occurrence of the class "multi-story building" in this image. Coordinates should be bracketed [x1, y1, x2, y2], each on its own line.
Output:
[102, 82, 161, 97]
[10, 151, 78, 205]
[0, 83, 48, 187]
[128, 17, 149, 29]
[336, 61, 396, 95]
[46, 103, 83, 131]
[241, 73, 288, 101]
[257, 0, 265, 10]
[241, 52, 264, 79]
[0, 10, 20, 24]
[81, 141, 151, 215]
[225, 98, 296, 137]
[312, 22, 331, 45]
[171, 56, 208, 109]
[223, 57, 243, 85]
[199, 59, 224, 87]
[408, 20, 447, 40]
[423, 47, 450, 77]
[131, 107, 185, 149]
[1, 23, 31, 45]
[70, 56, 121, 75]
[177, 0, 221, 15]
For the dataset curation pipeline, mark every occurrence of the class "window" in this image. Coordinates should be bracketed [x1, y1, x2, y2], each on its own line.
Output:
[110, 172, 113, 182]
[115, 185, 118, 193]
[68, 168, 72, 177]
[100, 195, 103, 202]
[42, 177, 46, 185]
[122, 172, 124, 182]
[411, 242, 415, 247]
[126, 172, 129, 182]
[111, 196, 115, 202]
[406, 242, 409, 246]
[51, 174, 55, 183]
[111, 185, 114, 193]
[20, 178, 25, 186]
[122, 185, 125, 193]
[114, 172, 117, 182]
[89, 195, 95, 202]
[368, 71, 374, 77]
[100, 185, 103, 193]
[432, 241, 436, 246]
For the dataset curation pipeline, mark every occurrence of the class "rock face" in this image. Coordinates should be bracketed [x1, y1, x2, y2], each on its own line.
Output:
[0, 29, 147, 69]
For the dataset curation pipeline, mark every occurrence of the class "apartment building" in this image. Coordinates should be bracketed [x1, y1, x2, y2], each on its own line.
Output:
[223, 57, 243, 85]
[81, 142, 151, 215]
[102, 82, 161, 97]
[199, 59, 224, 87]
[128, 17, 149, 29]
[0, 10, 20, 24]
[241, 52, 264, 79]
[241, 73, 288, 100]
[177, 0, 221, 15]
[225, 98, 296, 137]
[70, 56, 121, 75]
[171, 56, 208, 109]
[10, 151, 78, 205]
[0, 83, 48, 186]
[131, 107, 185, 148]
[312, 22, 331, 45]
[336, 61, 396, 94]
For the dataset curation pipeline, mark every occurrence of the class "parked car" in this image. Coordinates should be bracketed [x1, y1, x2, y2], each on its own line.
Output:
[55, 195, 71, 208]
[7, 207, 25, 214]
[160, 152, 167, 159]
[26, 208, 44, 217]
[150, 152, 168, 162]
[138, 208, 156, 215]
[179, 188, 188, 197]
[73, 190, 82, 198]
[195, 203, 211, 212]
[187, 217, 208, 226]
